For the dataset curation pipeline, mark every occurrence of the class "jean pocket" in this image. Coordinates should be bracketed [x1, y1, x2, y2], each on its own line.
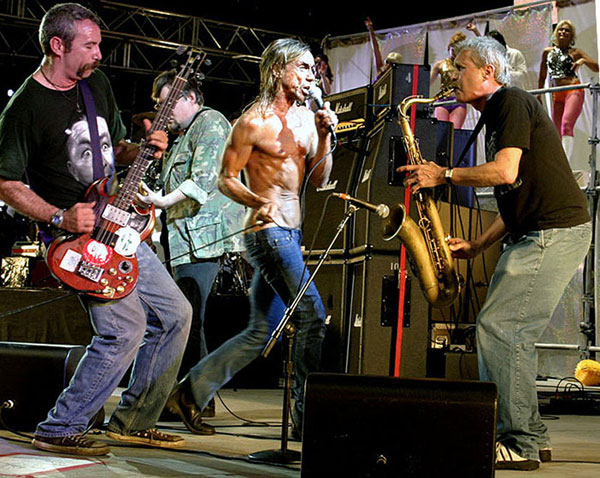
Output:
[263, 231, 296, 250]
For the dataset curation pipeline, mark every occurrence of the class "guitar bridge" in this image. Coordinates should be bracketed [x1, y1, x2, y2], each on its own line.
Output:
[78, 261, 104, 282]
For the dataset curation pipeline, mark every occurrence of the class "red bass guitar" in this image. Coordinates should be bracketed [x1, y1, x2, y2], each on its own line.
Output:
[46, 48, 207, 300]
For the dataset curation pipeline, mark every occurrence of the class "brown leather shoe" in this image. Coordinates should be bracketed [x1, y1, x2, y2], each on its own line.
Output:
[166, 382, 215, 435]
[201, 397, 216, 418]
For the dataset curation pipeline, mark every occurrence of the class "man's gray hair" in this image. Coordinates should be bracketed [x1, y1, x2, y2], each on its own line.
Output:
[454, 36, 511, 87]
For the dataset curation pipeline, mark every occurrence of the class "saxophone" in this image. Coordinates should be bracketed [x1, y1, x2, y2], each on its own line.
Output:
[381, 88, 459, 308]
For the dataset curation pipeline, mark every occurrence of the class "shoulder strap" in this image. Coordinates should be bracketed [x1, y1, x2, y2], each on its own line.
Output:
[78, 79, 108, 182]
[453, 110, 486, 168]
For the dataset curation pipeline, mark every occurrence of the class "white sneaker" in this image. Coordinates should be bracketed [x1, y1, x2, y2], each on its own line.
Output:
[495, 442, 540, 471]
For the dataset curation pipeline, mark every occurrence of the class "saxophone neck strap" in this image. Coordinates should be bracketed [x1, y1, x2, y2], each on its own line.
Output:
[453, 110, 486, 168]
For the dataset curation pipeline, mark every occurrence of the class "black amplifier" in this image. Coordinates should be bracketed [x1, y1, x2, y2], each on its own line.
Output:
[325, 86, 371, 134]
[372, 63, 430, 122]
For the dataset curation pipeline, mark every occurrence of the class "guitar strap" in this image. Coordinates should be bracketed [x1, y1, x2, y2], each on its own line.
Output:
[79, 79, 114, 185]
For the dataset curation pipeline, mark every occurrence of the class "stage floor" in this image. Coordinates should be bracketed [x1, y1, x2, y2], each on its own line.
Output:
[1, 387, 599, 477]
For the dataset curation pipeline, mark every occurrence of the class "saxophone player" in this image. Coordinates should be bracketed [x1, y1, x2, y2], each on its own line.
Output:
[398, 37, 591, 471]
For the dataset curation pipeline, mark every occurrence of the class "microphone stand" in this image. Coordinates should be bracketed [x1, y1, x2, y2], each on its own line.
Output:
[248, 205, 358, 465]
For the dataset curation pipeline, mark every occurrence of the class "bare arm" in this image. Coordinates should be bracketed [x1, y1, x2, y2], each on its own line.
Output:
[0, 178, 95, 233]
[538, 48, 550, 89]
[365, 17, 385, 77]
[572, 48, 599, 73]
[399, 147, 522, 192]
[218, 117, 276, 222]
[466, 22, 482, 37]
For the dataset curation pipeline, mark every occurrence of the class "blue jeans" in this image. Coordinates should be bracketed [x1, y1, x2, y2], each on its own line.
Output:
[36, 242, 192, 437]
[173, 259, 220, 377]
[186, 227, 326, 423]
[477, 222, 591, 460]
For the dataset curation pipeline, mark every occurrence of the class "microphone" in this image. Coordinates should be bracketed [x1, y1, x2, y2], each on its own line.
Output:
[307, 85, 336, 138]
[332, 192, 390, 218]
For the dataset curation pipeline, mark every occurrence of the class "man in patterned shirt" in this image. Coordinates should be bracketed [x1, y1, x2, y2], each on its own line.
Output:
[138, 70, 245, 434]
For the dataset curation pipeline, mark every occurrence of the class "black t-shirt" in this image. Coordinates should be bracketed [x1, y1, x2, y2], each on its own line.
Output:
[0, 69, 126, 209]
[484, 87, 589, 234]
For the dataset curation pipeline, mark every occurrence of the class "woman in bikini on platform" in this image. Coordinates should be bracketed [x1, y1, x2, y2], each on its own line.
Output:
[538, 20, 598, 162]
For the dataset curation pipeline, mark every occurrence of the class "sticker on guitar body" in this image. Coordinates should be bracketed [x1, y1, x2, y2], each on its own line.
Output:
[59, 249, 83, 272]
[114, 226, 141, 257]
[83, 240, 113, 266]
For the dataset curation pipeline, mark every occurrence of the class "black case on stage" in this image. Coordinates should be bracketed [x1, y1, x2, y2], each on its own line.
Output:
[301, 373, 497, 478]
[0, 341, 86, 431]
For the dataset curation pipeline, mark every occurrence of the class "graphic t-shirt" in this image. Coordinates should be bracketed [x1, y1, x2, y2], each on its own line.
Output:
[0, 69, 126, 209]
[483, 87, 589, 234]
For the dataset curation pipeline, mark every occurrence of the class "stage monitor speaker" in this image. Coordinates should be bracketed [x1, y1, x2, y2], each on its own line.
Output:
[302, 132, 368, 254]
[0, 342, 85, 431]
[352, 118, 452, 254]
[450, 128, 477, 207]
[345, 254, 429, 378]
[302, 373, 497, 478]
[371, 64, 430, 123]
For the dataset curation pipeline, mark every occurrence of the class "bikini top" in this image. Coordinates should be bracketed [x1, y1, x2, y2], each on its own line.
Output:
[547, 46, 577, 80]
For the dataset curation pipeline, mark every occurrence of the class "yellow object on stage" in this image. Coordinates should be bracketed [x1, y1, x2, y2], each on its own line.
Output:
[575, 359, 600, 386]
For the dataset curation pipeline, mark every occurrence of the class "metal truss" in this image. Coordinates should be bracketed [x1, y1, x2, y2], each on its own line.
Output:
[0, 0, 317, 86]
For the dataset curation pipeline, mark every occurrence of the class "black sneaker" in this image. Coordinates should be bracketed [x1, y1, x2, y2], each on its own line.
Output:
[105, 428, 185, 449]
[32, 434, 110, 456]
[495, 442, 540, 471]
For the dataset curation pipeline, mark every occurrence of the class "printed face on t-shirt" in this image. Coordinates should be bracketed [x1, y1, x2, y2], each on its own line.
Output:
[65, 116, 115, 185]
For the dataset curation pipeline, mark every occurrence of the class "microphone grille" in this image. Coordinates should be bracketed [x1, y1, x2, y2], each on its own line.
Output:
[307, 85, 323, 102]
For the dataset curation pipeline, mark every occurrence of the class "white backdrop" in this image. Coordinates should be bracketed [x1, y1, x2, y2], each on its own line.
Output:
[325, 1, 598, 173]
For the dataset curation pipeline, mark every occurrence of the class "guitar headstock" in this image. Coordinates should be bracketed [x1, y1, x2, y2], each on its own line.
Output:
[150, 47, 209, 134]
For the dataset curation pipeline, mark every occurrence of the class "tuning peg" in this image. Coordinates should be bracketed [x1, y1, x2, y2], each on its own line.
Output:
[204, 58, 212, 67]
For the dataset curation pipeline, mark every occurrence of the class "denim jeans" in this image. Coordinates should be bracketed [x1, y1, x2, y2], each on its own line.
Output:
[173, 259, 220, 378]
[36, 242, 192, 437]
[477, 222, 591, 460]
[187, 227, 326, 423]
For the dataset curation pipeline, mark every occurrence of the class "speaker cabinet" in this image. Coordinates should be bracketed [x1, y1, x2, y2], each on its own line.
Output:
[304, 256, 350, 373]
[371, 64, 431, 123]
[302, 373, 497, 478]
[0, 342, 85, 431]
[345, 254, 429, 378]
[302, 131, 368, 254]
[352, 118, 452, 254]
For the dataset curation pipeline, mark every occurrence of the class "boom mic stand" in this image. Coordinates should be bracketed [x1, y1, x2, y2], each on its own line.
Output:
[248, 205, 358, 464]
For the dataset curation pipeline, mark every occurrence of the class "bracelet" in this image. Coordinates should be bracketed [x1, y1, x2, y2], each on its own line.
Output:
[50, 208, 66, 228]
